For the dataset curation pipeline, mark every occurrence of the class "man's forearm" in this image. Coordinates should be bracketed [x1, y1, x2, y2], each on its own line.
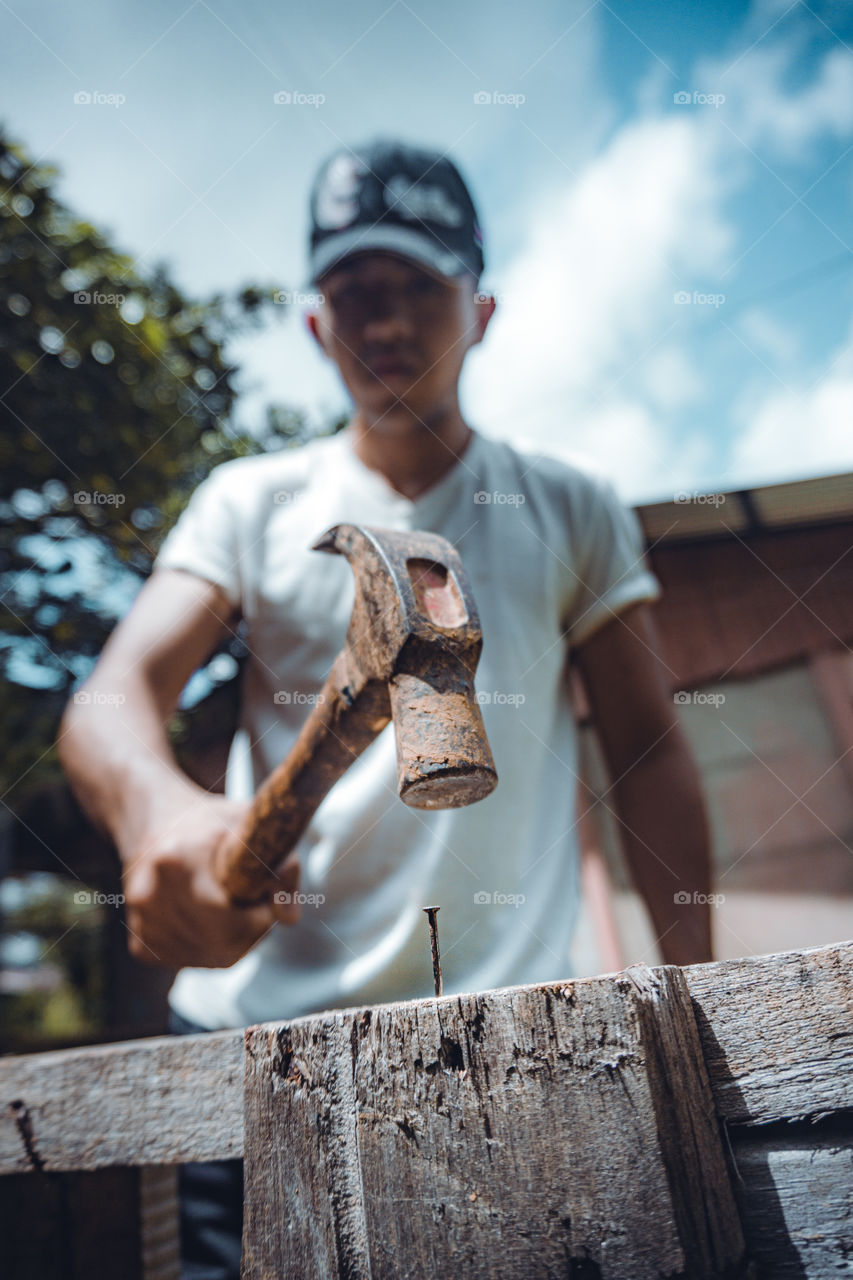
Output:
[609, 738, 714, 966]
[58, 675, 207, 860]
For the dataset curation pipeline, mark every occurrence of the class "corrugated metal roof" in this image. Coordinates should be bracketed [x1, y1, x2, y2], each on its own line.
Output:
[637, 471, 853, 544]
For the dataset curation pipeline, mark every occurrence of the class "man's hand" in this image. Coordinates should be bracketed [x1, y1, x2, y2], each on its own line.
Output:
[121, 793, 302, 970]
[57, 569, 307, 970]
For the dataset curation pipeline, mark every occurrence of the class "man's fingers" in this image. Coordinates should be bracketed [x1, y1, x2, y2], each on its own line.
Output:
[269, 857, 302, 924]
[238, 900, 282, 944]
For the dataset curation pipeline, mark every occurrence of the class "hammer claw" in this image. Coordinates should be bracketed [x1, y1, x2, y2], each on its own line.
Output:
[215, 524, 498, 904]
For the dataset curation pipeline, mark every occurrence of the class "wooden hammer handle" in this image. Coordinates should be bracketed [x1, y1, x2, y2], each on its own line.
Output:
[214, 654, 391, 904]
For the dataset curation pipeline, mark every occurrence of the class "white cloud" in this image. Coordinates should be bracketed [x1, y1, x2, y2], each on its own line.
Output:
[462, 112, 734, 499]
[737, 308, 800, 367]
[731, 377, 853, 483]
[730, 314, 853, 482]
[638, 343, 705, 412]
[199, 1, 851, 503]
[531, 398, 713, 503]
[705, 40, 853, 160]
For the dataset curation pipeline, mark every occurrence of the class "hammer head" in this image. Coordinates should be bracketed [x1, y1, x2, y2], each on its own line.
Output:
[313, 523, 498, 809]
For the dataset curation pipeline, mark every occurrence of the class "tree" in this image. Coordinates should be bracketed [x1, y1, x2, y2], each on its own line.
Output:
[0, 129, 343, 810]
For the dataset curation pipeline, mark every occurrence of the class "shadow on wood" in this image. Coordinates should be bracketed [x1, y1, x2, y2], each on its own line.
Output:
[242, 965, 750, 1279]
[2, 941, 852, 1278]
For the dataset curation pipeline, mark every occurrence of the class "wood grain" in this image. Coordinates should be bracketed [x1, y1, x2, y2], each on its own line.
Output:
[730, 1126, 853, 1278]
[2, 942, 851, 1280]
[1, 941, 850, 1172]
[0, 1029, 242, 1174]
[241, 965, 748, 1280]
[684, 939, 853, 1125]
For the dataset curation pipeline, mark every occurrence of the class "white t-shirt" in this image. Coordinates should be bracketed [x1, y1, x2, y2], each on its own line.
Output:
[153, 426, 661, 1029]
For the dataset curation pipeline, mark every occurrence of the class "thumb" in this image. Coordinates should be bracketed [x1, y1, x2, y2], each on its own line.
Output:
[269, 857, 302, 925]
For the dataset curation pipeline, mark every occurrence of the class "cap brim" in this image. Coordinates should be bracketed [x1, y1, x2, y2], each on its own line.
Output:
[310, 224, 472, 284]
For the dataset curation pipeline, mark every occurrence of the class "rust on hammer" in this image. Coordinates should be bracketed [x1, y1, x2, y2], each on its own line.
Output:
[215, 524, 498, 905]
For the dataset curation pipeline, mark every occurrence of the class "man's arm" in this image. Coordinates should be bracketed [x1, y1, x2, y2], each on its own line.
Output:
[573, 601, 714, 966]
[59, 569, 234, 850]
[57, 568, 300, 969]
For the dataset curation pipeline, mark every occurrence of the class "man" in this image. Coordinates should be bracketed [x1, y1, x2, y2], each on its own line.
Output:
[58, 138, 713, 1278]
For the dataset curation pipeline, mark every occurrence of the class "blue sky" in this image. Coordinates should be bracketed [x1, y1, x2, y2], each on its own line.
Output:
[3, 0, 853, 502]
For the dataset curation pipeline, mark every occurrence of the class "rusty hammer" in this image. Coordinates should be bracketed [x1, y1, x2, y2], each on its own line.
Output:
[215, 524, 498, 904]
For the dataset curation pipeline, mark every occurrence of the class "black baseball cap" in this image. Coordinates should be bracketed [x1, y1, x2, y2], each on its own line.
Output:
[307, 139, 485, 286]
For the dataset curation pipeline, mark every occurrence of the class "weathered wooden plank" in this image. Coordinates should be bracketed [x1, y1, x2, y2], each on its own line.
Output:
[11, 1131, 845, 1280]
[1, 941, 850, 1176]
[242, 965, 749, 1280]
[0, 1029, 242, 1173]
[684, 939, 853, 1126]
[731, 1125, 853, 1278]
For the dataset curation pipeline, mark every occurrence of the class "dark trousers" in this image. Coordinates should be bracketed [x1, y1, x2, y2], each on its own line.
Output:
[168, 1009, 244, 1280]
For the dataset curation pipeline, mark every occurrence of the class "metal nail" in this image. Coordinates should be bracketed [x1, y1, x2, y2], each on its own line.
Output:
[422, 905, 443, 997]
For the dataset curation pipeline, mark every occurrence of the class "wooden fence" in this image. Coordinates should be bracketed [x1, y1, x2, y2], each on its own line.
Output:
[2, 940, 851, 1277]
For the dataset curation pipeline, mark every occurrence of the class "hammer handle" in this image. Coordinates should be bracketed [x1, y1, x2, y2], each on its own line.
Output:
[214, 654, 391, 904]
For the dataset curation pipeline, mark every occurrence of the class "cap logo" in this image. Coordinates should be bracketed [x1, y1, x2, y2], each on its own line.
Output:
[314, 154, 364, 229]
[383, 174, 463, 227]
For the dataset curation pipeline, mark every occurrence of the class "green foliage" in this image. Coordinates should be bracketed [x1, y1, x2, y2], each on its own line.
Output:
[0, 133, 287, 557]
[0, 131, 352, 1047]
[1, 875, 105, 1049]
[0, 129, 345, 808]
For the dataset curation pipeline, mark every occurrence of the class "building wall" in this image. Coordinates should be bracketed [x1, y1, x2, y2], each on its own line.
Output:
[571, 653, 853, 974]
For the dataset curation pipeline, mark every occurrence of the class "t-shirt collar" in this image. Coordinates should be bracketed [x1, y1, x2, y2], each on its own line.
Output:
[332, 425, 481, 519]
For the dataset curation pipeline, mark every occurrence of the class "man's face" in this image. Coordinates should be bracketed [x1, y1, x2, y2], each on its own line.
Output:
[307, 252, 494, 421]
